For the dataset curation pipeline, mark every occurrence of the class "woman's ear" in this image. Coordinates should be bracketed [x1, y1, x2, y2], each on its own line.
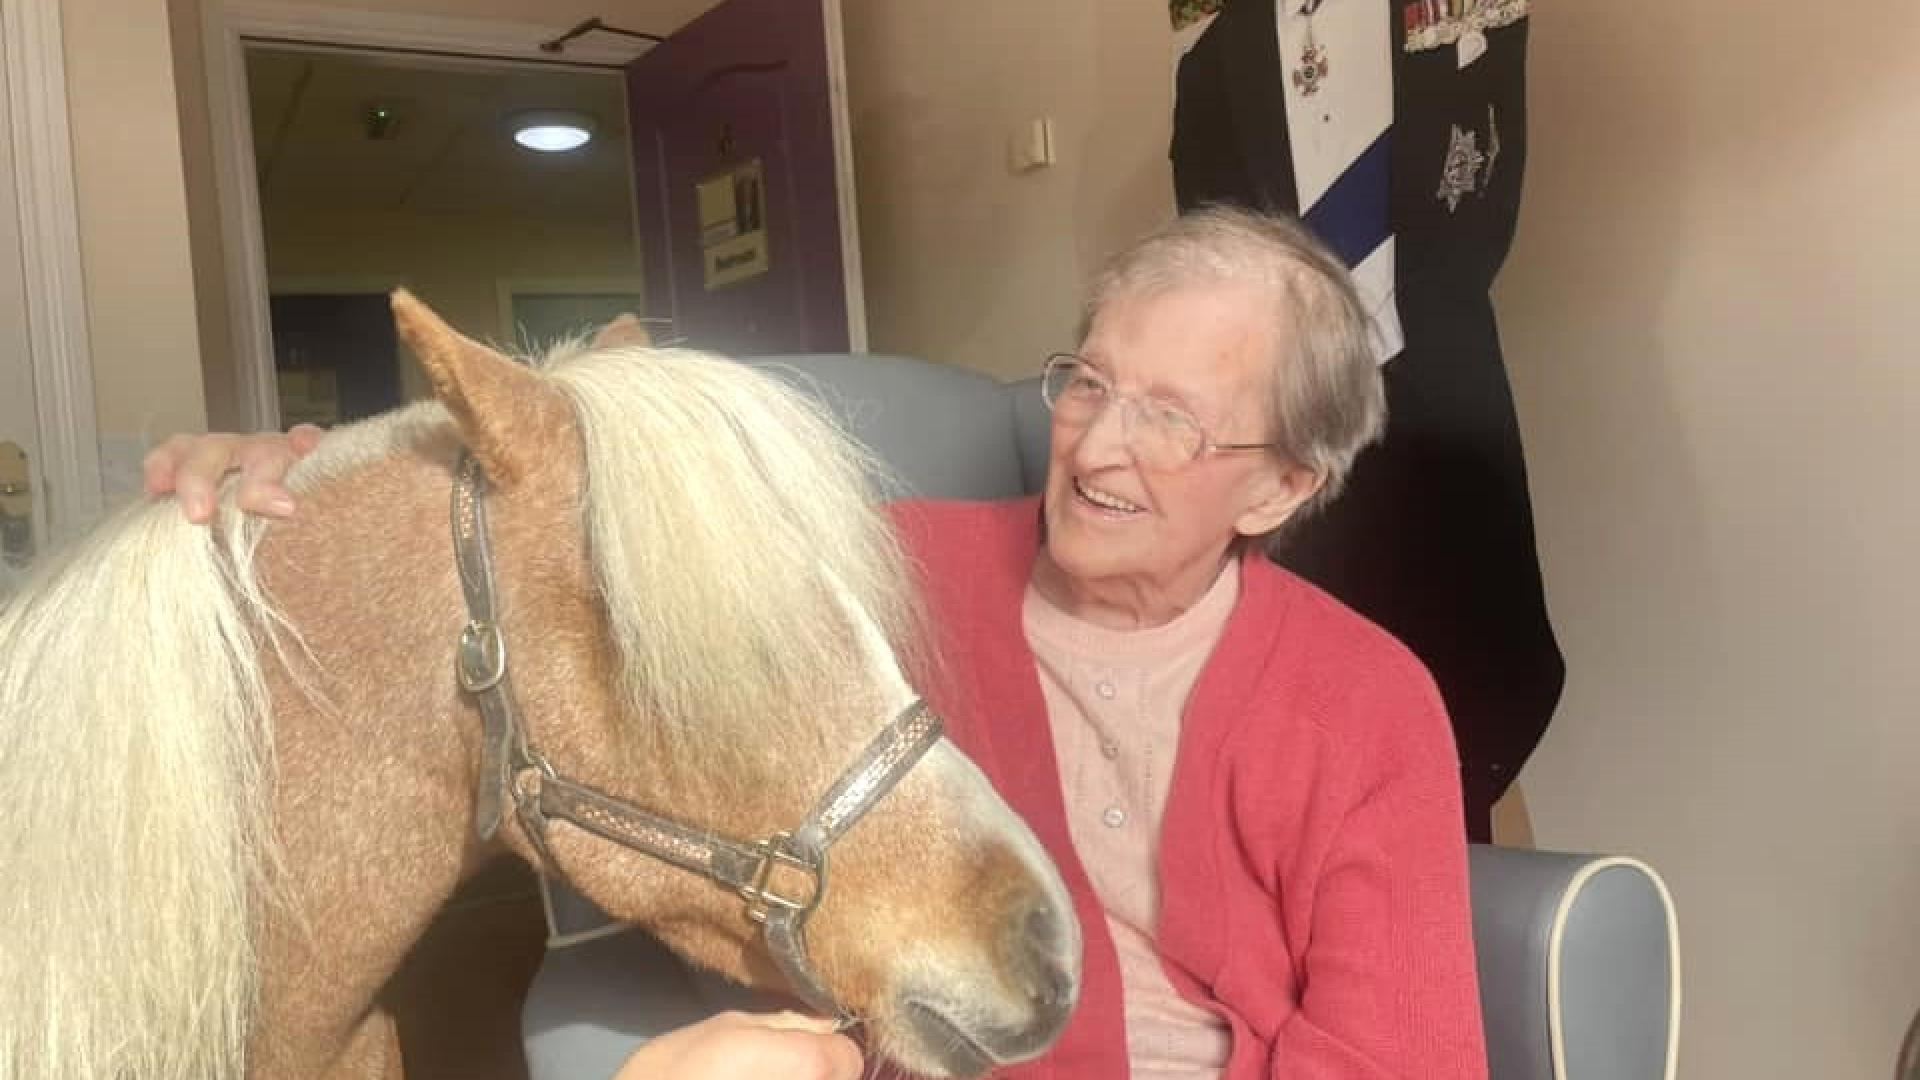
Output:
[1234, 462, 1324, 538]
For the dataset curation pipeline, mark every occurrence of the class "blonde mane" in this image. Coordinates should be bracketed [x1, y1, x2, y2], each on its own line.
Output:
[0, 338, 921, 1079]
[542, 343, 922, 767]
[0, 500, 281, 1080]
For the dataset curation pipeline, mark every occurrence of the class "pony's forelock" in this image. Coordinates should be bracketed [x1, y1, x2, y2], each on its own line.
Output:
[544, 343, 924, 766]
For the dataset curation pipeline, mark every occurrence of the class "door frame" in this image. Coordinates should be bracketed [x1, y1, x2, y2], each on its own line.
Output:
[1, 0, 101, 544]
[201, 2, 644, 432]
[818, 0, 866, 352]
[202, 1, 870, 434]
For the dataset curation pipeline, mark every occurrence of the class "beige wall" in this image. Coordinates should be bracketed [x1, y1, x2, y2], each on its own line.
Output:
[842, 0, 1176, 380]
[61, 0, 207, 440]
[1495, 3, 1920, 1077]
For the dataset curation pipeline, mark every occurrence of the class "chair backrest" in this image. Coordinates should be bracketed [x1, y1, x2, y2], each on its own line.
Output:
[749, 355, 1050, 499]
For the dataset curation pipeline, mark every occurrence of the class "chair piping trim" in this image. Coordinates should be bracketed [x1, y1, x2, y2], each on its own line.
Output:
[1545, 855, 1682, 1080]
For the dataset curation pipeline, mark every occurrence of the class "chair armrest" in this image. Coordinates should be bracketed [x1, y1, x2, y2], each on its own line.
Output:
[1469, 845, 1681, 1080]
[521, 928, 776, 1080]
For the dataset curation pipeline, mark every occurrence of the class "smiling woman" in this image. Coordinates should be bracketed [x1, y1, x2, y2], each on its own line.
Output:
[883, 206, 1484, 1078]
[1034, 210, 1379, 632]
[1036, 284, 1314, 628]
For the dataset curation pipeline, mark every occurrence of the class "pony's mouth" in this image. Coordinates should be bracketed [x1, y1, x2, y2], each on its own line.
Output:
[902, 999, 998, 1078]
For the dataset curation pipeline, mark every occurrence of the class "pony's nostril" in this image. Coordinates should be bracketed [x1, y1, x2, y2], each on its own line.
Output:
[897, 899, 1079, 1073]
[1011, 900, 1079, 1014]
[1029, 956, 1074, 1010]
[1025, 902, 1056, 950]
[1021, 898, 1072, 956]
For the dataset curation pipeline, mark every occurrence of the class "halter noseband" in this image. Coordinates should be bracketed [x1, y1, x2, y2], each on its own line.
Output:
[448, 451, 943, 1024]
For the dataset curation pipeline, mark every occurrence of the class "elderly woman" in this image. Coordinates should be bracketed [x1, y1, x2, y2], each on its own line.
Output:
[149, 207, 1484, 1078]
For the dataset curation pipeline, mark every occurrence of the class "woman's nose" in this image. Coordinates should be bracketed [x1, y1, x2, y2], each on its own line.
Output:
[1071, 398, 1133, 468]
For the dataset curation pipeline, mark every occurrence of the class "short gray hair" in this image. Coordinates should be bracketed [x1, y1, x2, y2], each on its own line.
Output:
[1083, 205, 1386, 542]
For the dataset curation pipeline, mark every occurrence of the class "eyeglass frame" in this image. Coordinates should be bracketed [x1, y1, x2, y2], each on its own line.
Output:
[1039, 353, 1284, 468]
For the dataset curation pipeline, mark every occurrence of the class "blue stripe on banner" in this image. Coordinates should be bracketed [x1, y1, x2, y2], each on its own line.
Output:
[1301, 132, 1391, 269]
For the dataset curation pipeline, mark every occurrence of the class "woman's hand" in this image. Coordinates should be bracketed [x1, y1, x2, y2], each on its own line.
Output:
[611, 1010, 864, 1080]
[141, 424, 326, 523]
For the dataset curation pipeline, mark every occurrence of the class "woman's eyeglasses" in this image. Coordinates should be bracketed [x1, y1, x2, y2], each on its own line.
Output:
[1040, 354, 1280, 471]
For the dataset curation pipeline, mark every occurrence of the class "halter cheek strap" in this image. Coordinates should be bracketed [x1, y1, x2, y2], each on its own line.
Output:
[448, 451, 944, 1023]
[450, 455, 517, 843]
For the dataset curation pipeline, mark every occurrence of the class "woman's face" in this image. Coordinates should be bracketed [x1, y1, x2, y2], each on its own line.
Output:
[1040, 284, 1319, 620]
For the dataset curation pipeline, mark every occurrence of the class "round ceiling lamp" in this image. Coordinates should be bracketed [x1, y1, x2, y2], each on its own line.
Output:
[512, 110, 595, 153]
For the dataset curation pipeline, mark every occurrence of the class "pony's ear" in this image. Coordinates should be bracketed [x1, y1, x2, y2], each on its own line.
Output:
[391, 289, 562, 487]
[589, 313, 651, 349]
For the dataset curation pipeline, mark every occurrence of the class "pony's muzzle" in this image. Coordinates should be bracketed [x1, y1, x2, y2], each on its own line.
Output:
[899, 895, 1081, 1077]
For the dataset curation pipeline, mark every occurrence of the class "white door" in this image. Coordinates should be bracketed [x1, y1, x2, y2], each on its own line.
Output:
[0, 12, 42, 595]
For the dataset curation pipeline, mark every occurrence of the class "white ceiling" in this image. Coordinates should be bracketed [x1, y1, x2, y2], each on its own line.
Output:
[246, 46, 635, 222]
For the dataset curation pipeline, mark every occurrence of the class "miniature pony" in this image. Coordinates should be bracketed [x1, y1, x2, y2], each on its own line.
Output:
[0, 293, 1078, 1079]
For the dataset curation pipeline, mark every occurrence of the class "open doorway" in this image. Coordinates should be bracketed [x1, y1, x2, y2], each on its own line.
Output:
[206, 1, 862, 433]
[244, 44, 643, 424]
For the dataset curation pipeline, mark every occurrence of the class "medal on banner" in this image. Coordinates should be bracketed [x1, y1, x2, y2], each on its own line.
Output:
[1292, 0, 1331, 96]
[1403, 0, 1529, 55]
[1436, 105, 1501, 212]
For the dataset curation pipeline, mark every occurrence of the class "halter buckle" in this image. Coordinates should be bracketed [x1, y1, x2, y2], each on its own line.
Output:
[741, 832, 824, 924]
[457, 620, 508, 693]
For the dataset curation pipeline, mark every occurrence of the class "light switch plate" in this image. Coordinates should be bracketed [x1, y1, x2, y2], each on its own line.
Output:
[1008, 117, 1055, 172]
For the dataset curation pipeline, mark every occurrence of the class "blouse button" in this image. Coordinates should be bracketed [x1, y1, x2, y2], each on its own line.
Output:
[1101, 806, 1127, 828]
[1095, 680, 1117, 700]
[1100, 739, 1120, 759]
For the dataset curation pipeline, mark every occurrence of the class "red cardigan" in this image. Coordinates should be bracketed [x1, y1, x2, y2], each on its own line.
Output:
[889, 498, 1488, 1080]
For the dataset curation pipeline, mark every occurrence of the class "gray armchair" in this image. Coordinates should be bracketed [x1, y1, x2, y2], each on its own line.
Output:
[522, 353, 1681, 1080]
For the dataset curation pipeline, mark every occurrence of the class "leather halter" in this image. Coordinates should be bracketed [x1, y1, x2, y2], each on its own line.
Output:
[448, 451, 944, 1023]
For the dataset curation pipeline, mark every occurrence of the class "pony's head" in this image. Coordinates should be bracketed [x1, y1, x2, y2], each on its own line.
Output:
[394, 293, 1079, 1076]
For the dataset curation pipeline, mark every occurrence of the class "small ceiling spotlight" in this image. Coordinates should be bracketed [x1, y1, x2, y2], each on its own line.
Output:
[512, 109, 595, 153]
[364, 102, 400, 140]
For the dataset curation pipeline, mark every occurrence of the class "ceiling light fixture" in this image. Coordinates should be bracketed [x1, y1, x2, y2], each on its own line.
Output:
[512, 110, 595, 153]
[364, 102, 400, 141]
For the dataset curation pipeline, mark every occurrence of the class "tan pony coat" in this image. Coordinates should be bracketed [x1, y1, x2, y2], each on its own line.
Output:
[0, 294, 1079, 1080]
